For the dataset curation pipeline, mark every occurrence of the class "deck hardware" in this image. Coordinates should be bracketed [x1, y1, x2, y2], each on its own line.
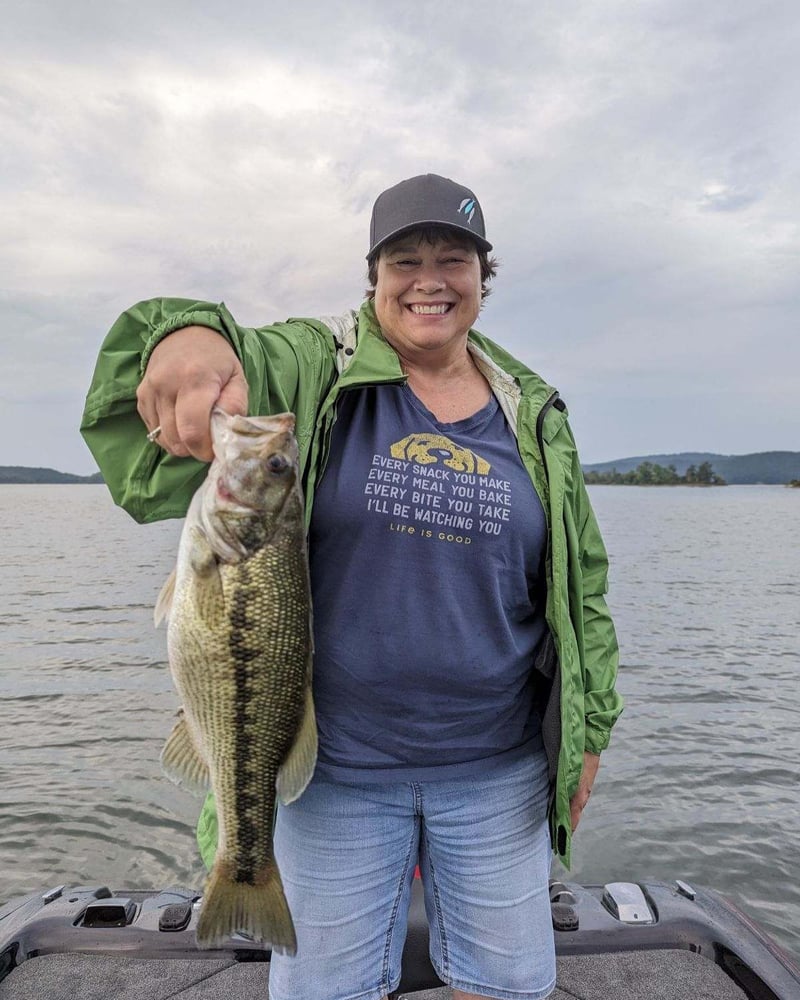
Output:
[159, 903, 192, 932]
[68, 886, 111, 903]
[41, 885, 65, 905]
[549, 881, 577, 906]
[551, 901, 580, 932]
[675, 880, 697, 901]
[601, 882, 655, 924]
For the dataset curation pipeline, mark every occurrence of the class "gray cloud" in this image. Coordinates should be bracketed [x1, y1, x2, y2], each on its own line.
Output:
[1, 0, 798, 472]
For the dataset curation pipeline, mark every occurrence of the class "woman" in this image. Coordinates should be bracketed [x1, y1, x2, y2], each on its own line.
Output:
[82, 173, 623, 1000]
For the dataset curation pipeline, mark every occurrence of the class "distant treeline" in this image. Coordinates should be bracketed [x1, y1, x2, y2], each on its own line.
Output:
[582, 451, 800, 485]
[585, 461, 726, 486]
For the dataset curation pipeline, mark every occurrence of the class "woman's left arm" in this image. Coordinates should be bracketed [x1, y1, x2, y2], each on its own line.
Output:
[571, 446, 624, 752]
[567, 441, 624, 829]
[570, 751, 600, 831]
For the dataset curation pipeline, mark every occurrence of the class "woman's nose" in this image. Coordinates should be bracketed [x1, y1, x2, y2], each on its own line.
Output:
[414, 268, 446, 293]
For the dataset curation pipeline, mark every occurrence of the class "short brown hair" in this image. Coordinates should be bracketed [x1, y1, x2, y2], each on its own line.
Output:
[365, 225, 499, 302]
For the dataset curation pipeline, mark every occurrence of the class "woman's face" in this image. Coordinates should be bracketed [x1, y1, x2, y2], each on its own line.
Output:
[373, 234, 482, 363]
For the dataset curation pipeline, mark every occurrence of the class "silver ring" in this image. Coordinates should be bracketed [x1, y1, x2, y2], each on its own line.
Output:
[147, 425, 163, 444]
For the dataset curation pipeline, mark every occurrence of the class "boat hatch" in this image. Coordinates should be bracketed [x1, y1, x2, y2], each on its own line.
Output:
[80, 898, 137, 928]
[601, 882, 655, 924]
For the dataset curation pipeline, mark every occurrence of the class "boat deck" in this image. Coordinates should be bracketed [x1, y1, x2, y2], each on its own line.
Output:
[0, 949, 748, 1000]
[3, 880, 795, 999]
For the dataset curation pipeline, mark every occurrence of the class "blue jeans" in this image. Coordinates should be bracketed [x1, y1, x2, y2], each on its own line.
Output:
[268, 750, 555, 1000]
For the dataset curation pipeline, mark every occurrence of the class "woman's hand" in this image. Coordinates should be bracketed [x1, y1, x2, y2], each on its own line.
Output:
[137, 326, 249, 461]
[569, 752, 600, 832]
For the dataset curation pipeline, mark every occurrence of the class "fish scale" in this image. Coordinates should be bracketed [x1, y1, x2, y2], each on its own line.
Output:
[220, 543, 308, 881]
[156, 411, 317, 954]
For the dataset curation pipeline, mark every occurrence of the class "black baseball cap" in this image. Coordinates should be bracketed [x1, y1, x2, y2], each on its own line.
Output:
[367, 173, 492, 260]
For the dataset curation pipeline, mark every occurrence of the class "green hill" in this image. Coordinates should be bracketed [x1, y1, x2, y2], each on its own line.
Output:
[582, 451, 800, 485]
[0, 467, 103, 484]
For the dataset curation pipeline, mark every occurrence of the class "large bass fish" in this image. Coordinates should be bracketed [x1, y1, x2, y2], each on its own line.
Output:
[155, 410, 316, 954]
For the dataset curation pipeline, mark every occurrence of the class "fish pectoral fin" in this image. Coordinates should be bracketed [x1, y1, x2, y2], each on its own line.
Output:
[154, 569, 177, 627]
[188, 525, 219, 576]
[276, 685, 318, 805]
[188, 527, 225, 624]
[160, 709, 210, 794]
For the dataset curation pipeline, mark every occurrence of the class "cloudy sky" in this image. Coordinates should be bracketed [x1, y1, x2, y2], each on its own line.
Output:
[3, 0, 798, 474]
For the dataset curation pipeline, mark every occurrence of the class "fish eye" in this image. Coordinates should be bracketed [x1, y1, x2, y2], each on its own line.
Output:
[267, 454, 290, 474]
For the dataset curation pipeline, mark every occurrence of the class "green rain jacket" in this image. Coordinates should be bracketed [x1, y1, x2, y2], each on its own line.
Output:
[81, 297, 623, 869]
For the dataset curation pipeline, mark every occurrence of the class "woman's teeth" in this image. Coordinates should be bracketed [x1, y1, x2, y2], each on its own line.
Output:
[409, 304, 451, 315]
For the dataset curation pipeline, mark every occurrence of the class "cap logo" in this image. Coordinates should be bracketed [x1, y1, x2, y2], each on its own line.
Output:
[457, 198, 476, 224]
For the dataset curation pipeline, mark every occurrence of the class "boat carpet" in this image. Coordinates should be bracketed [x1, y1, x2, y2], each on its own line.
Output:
[0, 949, 748, 1000]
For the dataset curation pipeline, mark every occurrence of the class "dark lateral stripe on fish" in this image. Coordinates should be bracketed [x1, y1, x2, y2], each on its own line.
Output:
[229, 572, 260, 884]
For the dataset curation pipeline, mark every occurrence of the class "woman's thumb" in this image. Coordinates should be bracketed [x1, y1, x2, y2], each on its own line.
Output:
[216, 366, 249, 416]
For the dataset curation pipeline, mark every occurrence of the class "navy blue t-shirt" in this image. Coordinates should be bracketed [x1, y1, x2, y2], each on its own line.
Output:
[309, 383, 548, 781]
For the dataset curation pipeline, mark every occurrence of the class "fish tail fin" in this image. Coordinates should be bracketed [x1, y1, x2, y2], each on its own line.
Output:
[195, 859, 297, 955]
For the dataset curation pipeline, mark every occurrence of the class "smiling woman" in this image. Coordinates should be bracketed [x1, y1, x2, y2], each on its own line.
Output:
[371, 237, 486, 420]
[81, 172, 623, 1000]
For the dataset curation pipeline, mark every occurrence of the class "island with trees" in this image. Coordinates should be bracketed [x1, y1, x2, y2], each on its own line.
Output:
[584, 461, 726, 486]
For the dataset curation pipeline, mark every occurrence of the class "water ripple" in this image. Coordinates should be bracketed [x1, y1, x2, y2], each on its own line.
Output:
[1, 484, 798, 960]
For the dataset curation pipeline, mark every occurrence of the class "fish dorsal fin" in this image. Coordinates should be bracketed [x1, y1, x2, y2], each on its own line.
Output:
[154, 568, 177, 627]
[276, 683, 318, 805]
[160, 709, 210, 794]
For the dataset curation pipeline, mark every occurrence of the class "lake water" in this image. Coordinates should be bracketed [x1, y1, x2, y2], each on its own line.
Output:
[1, 484, 798, 959]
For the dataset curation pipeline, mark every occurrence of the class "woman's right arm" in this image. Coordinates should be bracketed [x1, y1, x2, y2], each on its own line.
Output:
[136, 324, 249, 462]
[81, 297, 335, 523]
